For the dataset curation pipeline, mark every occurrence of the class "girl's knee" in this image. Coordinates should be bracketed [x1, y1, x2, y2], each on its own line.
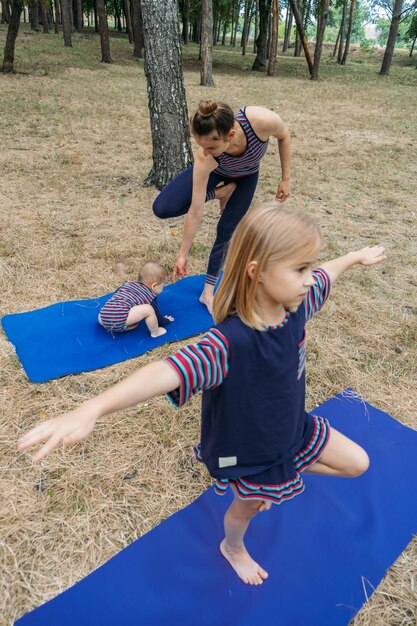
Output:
[346, 447, 369, 477]
[152, 196, 166, 219]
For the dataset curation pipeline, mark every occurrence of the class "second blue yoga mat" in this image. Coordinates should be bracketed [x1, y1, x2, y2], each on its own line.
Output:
[1, 275, 213, 383]
[15, 391, 417, 625]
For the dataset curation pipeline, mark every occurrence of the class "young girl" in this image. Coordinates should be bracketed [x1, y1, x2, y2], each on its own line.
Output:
[18, 203, 385, 586]
[98, 261, 174, 338]
[152, 100, 291, 313]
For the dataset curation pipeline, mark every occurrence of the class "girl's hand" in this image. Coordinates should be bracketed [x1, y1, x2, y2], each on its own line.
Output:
[173, 255, 188, 282]
[356, 246, 386, 266]
[18, 406, 99, 463]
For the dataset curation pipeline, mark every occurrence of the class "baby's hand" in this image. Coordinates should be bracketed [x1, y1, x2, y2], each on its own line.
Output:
[165, 315, 175, 323]
[356, 246, 386, 266]
[18, 406, 98, 463]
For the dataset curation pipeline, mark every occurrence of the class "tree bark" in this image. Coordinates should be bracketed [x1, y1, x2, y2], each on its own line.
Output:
[337, 0, 347, 63]
[122, 0, 133, 43]
[283, 6, 292, 52]
[1, 0, 11, 23]
[252, 0, 271, 70]
[201, 0, 214, 85]
[61, 0, 72, 45]
[93, 0, 98, 31]
[410, 35, 416, 56]
[379, 0, 403, 75]
[40, 0, 49, 32]
[1, 0, 23, 72]
[310, 0, 329, 80]
[288, 0, 312, 74]
[53, 0, 60, 33]
[140, 0, 193, 189]
[254, 0, 258, 52]
[267, 0, 278, 75]
[29, 0, 40, 30]
[97, 0, 112, 62]
[181, 0, 189, 44]
[131, 0, 143, 58]
[341, 0, 354, 64]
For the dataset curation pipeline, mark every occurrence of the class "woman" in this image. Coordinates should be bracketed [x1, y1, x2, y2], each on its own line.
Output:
[152, 100, 291, 313]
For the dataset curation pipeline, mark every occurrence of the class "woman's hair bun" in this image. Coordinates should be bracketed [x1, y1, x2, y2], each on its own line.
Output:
[198, 99, 217, 118]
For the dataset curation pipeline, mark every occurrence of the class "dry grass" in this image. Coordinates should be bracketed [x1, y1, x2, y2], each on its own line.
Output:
[0, 29, 416, 626]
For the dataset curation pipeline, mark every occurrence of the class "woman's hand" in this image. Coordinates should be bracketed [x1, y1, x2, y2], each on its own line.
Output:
[18, 406, 99, 463]
[173, 255, 188, 282]
[276, 179, 290, 202]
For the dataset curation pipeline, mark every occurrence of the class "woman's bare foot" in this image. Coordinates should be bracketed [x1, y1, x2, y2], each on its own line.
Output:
[151, 327, 167, 338]
[199, 292, 214, 314]
[215, 182, 237, 214]
[220, 539, 268, 585]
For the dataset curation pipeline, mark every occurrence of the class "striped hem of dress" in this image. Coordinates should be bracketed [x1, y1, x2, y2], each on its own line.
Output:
[206, 189, 216, 202]
[293, 415, 330, 472]
[193, 445, 305, 505]
[192, 414, 330, 506]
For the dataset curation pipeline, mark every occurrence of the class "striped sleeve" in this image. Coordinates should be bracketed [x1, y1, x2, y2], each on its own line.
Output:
[164, 329, 229, 407]
[305, 268, 332, 322]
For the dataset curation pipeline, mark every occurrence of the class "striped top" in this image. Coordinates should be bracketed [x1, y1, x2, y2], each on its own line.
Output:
[214, 108, 269, 178]
[166, 269, 331, 407]
[99, 281, 157, 330]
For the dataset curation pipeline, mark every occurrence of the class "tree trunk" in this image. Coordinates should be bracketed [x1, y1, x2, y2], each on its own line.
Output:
[310, 0, 329, 80]
[288, 0, 312, 74]
[252, 0, 271, 70]
[253, 0, 258, 52]
[201, 0, 214, 85]
[29, 0, 40, 30]
[341, 0, 355, 64]
[410, 35, 416, 56]
[222, 19, 227, 45]
[267, 0, 278, 75]
[266, 2, 272, 58]
[140, 0, 193, 189]
[332, 22, 341, 56]
[131, 0, 143, 58]
[61, 0, 72, 45]
[122, 0, 133, 43]
[294, 0, 304, 56]
[40, 0, 49, 32]
[1, 0, 23, 72]
[113, 0, 122, 30]
[379, 0, 403, 74]
[53, 0, 60, 33]
[337, 0, 347, 62]
[93, 0, 98, 31]
[241, 0, 250, 52]
[283, 6, 292, 52]
[97, 0, 112, 62]
[1, 0, 11, 23]
[182, 0, 189, 44]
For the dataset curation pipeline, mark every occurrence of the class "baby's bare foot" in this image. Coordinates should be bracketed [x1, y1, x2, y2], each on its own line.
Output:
[215, 182, 237, 214]
[151, 327, 167, 338]
[199, 293, 214, 314]
[220, 539, 268, 585]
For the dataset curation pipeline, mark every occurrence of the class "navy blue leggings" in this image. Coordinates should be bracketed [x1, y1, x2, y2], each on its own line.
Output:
[153, 166, 259, 282]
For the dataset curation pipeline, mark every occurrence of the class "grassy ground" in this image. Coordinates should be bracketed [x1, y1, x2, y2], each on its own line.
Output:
[1, 27, 416, 626]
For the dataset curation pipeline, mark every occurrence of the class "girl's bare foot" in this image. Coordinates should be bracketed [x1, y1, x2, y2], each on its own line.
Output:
[220, 539, 268, 585]
[151, 327, 167, 338]
[215, 182, 237, 214]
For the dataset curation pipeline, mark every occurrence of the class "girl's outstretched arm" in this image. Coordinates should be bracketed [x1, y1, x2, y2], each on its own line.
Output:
[320, 246, 386, 284]
[18, 361, 180, 463]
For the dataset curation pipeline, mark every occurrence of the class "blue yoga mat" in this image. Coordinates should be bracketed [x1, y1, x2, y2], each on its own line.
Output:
[1, 275, 213, 383]
[15, 391, 417, 625]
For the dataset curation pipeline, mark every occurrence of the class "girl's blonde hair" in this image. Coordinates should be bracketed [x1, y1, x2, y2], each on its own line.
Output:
[213, 202, 322, 329]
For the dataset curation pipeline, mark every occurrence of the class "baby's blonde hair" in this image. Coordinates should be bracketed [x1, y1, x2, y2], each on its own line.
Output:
[138, 262, 168, 285]
[213, 202, 322, 330]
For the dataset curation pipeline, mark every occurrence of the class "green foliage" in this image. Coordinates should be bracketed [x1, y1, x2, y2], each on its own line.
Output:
[376, 14, 415, 47]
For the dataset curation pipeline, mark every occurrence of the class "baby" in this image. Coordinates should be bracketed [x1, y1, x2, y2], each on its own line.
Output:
[98, 262, 174, 338]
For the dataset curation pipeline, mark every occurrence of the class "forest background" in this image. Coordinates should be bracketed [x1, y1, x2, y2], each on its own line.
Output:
[0, 1, 417, 625]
